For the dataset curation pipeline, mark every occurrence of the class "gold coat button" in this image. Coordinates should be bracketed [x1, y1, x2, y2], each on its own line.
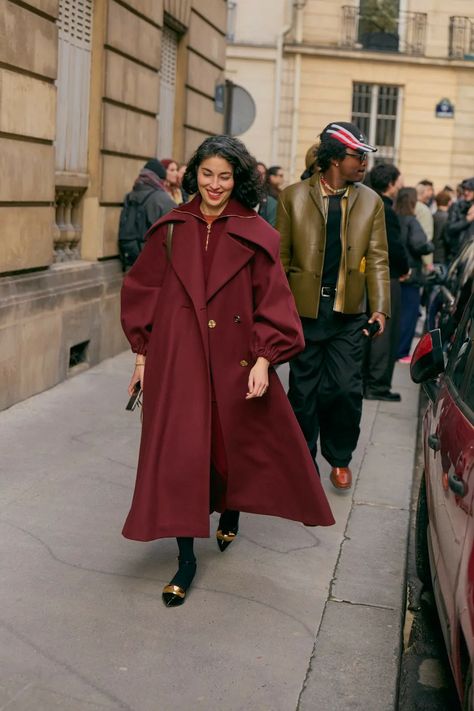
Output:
[208, 319, 217, 329]
[239, 359, 249, 367]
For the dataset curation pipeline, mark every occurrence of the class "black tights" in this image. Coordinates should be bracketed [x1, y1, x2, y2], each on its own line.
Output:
[176, 536, 195, 563]
[218, 509, 240, 532]
[170, 537, 196, 590]
[174, 510, 239, 558]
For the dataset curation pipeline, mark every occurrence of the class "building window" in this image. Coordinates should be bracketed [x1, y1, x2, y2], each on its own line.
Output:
[358, 0, 400, 52]
[54, 0, 93, 262]
[56, 0, 93, 172]
[227, 1, 237, 42]
[351, 83, 400, 167]
[157, 25, 179, 159]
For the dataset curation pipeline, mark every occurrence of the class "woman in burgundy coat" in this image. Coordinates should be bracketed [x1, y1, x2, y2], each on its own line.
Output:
[121, 136, 334, 607]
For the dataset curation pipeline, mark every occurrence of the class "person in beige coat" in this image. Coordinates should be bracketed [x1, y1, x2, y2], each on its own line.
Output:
[277, 122, 390, 490]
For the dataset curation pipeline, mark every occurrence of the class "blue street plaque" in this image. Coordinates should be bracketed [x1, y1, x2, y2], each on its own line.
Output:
[435, 98, 454, 118]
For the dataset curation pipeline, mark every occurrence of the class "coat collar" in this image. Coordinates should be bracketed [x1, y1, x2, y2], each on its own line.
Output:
[308, 172, 360, 216]
[156, 195, 268, 308]
[172, 193, 257, 221]
[157, 194, 277, 262]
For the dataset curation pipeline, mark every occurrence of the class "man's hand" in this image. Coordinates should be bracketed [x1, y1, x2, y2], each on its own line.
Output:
[363, 312, 386, 337]
[466, 205, 474, 223]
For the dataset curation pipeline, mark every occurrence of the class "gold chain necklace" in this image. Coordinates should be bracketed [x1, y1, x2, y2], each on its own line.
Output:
[320, 175, 347, 196]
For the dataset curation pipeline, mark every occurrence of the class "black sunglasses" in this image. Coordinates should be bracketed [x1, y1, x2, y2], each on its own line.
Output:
[345, 151, 368, 163]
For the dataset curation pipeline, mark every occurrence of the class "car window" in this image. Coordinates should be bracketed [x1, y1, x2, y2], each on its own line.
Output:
[447, 302, 474, 394]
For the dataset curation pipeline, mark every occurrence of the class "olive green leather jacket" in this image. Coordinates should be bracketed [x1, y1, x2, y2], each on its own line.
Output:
[277, 173, 391, 319]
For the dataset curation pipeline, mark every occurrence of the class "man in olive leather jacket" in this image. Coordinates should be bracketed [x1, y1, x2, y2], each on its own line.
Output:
[277, 122, 390, 490]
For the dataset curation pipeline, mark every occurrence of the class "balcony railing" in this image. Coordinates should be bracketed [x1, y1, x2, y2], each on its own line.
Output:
[449, 16, 474, 59]
[341, 6, 427, 56]
[54, 174, 88, 262]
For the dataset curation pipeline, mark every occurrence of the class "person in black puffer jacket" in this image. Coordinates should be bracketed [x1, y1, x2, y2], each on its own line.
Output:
[394, 187, 434, 360]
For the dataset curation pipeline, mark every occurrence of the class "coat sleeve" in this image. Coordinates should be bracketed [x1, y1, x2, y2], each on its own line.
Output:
[120, 224, 168, 355]
[407, 218, 435, 256]
[145, 191, 175, 226]
[365, 199, 391, 317]
[250, 245, 304, 365]
[385, 208, 409, 276]
[276, 194, 292, 273]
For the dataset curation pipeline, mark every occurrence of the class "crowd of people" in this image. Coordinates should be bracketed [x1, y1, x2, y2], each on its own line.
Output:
[117, 127, 473, 607]
[118, 144, 473, 399]
[117, 156, 287, 270]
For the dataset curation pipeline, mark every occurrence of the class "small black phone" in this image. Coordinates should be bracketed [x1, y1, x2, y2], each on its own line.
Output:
[126, 382, 143, 411]
[365, 320, 381, 338]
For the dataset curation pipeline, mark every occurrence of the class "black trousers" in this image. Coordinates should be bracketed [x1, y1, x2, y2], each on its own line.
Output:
[288, 297, 366, 468]
[364, 278, 401, 394]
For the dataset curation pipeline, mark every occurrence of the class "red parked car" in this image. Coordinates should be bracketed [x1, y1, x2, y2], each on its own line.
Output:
[412, 293, 474, 710]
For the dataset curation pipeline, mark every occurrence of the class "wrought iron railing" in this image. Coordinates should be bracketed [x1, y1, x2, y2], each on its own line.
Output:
[341, 6, 427, 56]
[449, 16, 474, 58]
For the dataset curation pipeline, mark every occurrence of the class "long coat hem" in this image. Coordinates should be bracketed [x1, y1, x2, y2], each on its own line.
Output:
[122, 506, 333, 542]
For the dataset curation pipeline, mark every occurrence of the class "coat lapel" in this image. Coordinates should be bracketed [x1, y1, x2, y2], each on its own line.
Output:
[309, 174, 326, 218]
[166, 218, 207, 312]
[346, 184, 360, 216]
[206, 217, 256, 302]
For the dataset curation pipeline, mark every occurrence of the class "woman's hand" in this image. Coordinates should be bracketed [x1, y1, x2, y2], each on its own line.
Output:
[128, 359, 145, 396]
[246, 357, 270, 399]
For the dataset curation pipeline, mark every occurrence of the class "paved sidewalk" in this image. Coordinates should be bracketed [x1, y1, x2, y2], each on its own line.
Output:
[0, 353, 418, 711]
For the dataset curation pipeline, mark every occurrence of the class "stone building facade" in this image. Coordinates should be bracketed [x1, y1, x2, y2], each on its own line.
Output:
[0, 0, 227, 409]
[226, 0, 474, 187]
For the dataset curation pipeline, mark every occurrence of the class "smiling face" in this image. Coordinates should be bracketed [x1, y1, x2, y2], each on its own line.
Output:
[197, 156, 235, 215]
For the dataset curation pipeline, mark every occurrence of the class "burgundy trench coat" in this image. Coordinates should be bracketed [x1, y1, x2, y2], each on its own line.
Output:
[120, 196, 335, 540]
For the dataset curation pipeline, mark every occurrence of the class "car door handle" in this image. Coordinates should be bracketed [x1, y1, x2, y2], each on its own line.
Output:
[428, 434, 440, 451]
[448, 472, 467, 497]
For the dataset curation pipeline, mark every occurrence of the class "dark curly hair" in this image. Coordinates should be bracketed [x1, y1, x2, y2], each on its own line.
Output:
[182, 135, 264, 208]
[315, 137, 348, 172]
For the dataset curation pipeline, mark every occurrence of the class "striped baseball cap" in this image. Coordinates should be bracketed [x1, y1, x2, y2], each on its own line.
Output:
[321, 122, 377, 153]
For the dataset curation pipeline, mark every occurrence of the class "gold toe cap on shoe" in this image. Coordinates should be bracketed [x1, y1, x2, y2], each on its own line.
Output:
[216, 530, 237, 542]
[162, 584, 185, 598]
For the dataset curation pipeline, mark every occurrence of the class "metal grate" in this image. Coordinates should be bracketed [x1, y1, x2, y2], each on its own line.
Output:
[157, 25, 179, 159]
[57, 0, 92, 47]
[69, 341, 90, 369]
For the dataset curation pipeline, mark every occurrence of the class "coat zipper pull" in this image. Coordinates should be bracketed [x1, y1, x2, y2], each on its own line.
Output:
[205, 222, 211, 251]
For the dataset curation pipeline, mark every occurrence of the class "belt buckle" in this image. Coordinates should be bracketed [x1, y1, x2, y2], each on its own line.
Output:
[321, 286, 332, 298]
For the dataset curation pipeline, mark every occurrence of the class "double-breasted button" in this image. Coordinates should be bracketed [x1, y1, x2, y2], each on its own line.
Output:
[239, 359, 249, 367]
[233, 315, 241, 323]
[208, 319, 216, 329]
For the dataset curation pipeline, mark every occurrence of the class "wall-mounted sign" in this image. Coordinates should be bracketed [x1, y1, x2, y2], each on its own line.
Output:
[435, 98, 454, 118]
[215, 84, 225, 114]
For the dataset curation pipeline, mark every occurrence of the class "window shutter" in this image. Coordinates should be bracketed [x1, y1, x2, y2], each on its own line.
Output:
[157, 26, 179, 159]
[56, 0, 93, 172]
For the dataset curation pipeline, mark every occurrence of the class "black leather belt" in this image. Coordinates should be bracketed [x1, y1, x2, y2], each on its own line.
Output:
[321, 286, 336, 298]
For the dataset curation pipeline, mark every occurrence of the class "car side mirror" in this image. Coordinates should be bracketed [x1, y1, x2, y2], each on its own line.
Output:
[410, 330, 445, 397]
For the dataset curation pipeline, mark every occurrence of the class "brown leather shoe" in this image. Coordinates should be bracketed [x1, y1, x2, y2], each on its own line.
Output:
[330, 466, 352, 490]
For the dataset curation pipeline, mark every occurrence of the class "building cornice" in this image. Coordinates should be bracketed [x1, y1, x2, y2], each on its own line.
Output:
[283, 43, 474, 69]
[226, 44, 278, 61]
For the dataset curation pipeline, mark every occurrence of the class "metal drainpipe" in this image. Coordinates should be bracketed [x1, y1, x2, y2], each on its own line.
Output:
[271, 0, 294, 164]
[289, 0, 307, 182]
